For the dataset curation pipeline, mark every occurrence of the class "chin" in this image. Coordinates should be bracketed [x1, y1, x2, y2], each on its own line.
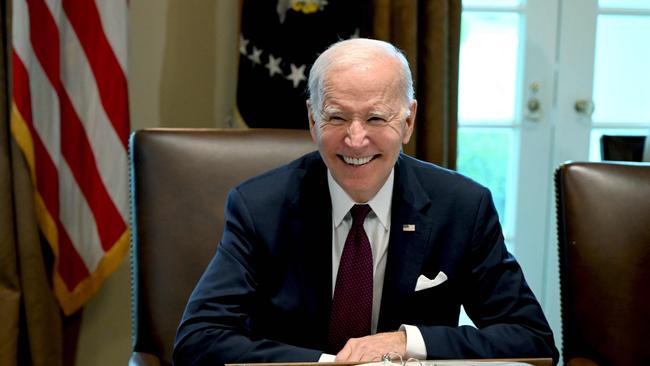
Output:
[341, 182, 376, 201]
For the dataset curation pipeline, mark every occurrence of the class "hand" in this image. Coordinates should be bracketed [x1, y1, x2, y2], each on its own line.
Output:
[334, 331, 406, 362]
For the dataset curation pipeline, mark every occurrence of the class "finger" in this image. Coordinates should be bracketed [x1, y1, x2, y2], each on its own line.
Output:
[342, 337, 378, 362]
[337, 338, 367, 362]
[334, 341, 353, 362]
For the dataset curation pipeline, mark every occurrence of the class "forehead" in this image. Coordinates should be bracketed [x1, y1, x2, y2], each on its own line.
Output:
[321, 60, 403, 109]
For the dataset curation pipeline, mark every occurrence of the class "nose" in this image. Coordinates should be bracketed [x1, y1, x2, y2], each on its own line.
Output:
[344, 120, 369, 148]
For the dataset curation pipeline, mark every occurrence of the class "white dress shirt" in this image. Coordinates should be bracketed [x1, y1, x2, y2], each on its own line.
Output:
[319, 169, 426, 361]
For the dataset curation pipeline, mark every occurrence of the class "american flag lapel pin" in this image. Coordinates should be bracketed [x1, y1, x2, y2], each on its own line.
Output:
[402, 224, 416, 232]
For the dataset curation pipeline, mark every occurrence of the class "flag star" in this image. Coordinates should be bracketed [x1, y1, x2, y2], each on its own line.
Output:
[248, 46, 263, 65]
[266, 54, 283, 77]
[286, 63, 306, 88]
[239, 35, 249, 55]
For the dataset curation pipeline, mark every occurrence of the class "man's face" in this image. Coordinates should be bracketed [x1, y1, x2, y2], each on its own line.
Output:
[308, 57, 416, 203]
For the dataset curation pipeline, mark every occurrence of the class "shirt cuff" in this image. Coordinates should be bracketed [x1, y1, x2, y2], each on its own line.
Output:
[318, 353, 337, 362]
[400, 324, 427, 360]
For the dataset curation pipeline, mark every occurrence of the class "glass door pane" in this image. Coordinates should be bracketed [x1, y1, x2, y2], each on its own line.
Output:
[457, 4, 522, 252]
[457, 128, 515, 249]
[458, 12, 520, 123]
[593, 15, 650, 124]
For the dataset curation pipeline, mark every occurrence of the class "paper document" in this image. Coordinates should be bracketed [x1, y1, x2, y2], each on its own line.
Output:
[357, 362, 534, 366]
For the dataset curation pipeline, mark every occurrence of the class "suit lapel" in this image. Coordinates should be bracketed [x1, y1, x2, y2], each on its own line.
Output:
[378, 155, 433, 331]
[288, 155, 332, 344]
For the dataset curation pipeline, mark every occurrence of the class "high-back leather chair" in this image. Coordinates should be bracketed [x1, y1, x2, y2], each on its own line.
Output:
[600, 135, 646, 162]
[555, 162, 650, 366]
[128, 129, 316, 366]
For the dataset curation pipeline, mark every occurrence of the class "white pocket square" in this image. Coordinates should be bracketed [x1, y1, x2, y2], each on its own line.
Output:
[414, 271, 448, 291]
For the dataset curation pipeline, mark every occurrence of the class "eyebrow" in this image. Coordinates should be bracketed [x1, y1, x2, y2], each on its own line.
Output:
[369, 110, 390, 118]
[320, 104, 402, 120]
[321, 106, 343, 115]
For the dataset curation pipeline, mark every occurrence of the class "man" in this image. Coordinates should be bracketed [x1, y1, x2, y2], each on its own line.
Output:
[173, 38, 558, 365]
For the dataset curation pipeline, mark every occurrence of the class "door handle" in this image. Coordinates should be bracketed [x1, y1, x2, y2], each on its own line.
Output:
[525, 82, 542, 122]
[574, 99, 595, 116]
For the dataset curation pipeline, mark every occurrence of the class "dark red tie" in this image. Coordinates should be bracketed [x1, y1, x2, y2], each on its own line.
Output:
[327, 204, 373, 353]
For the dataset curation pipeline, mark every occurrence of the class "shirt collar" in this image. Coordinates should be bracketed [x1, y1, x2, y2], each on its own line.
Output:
[328, 168, 393, 230]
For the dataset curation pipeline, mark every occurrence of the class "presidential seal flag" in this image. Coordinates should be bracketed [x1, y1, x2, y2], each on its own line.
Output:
[10, 0, 130, 315]
[236, 0, 371, 129]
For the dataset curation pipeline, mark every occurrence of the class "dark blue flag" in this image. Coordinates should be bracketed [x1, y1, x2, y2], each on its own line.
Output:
[236, 0, 371, 129]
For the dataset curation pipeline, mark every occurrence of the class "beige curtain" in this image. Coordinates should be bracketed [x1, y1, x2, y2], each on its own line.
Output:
[0, 1, 65, 365]
[372, 0, 461, 169]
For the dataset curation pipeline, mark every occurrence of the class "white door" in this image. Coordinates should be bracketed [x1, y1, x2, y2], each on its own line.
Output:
[457, 0, 559, 300]
[456, 0, 559, 328]
[456, 0, 650, 353]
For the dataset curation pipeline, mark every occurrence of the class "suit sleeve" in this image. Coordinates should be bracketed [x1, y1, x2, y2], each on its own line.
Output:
[416, 189, 559, 364]
[173, 188, 322, 366]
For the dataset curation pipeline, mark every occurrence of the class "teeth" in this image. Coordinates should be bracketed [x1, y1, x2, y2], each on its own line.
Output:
[343, 155, 373, 165]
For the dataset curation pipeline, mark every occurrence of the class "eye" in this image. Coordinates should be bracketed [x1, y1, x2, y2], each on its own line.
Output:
[328, 115, 346, 124]
[368, 116, 387, 123]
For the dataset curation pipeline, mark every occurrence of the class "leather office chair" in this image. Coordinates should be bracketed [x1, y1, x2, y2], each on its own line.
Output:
[600, 135, 646, 162]
[555, 162, 650, 366]
[128, 129, 316, 366]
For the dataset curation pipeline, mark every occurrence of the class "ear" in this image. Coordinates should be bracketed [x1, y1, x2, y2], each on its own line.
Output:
[307, 99, 318, 143]
[402, 99, 417, 144]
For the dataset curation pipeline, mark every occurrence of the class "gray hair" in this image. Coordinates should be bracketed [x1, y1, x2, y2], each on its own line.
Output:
[307, 38, 414, 123]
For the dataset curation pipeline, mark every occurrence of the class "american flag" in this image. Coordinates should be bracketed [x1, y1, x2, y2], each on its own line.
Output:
[10, 0, 130, 315]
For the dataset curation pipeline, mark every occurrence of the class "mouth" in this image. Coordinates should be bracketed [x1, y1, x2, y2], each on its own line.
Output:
[339, 154, 377, 166]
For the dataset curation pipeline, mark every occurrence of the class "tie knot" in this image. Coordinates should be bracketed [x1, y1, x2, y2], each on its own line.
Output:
[350, 204, 371, 226]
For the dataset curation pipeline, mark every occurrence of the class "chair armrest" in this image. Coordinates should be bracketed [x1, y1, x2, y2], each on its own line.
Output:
[128, 352, 161, 366]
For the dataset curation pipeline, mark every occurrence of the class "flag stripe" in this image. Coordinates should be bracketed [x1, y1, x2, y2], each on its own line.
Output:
[27, 0, 126, 252]
[57, 221, 90, 290]
[60, 92, 127, 251]
[11, 0, 130, 314]
[62, 0, 129, 146]
[94, 0, 128, 72]
[59, 13, 129, 219]
[19, 0, 100, 277]
[26, 0, 60, 94]
[12, 51, 60, 219]
[12, 0, 63, 220]
[17, 0, 61, 166]
[59, 159, 104, 271]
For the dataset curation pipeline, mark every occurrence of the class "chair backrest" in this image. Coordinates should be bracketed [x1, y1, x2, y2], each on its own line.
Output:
[128, 128, 316, 366]
[555, 162, 650, 366]
[644, 133, 650, 162]
[600, 135, 646, 161]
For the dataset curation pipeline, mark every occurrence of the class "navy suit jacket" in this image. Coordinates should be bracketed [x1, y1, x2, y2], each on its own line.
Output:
[173, 152, 558, 365]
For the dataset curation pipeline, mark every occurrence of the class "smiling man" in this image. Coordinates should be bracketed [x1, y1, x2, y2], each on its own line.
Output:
[173, 38, 558, 366]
